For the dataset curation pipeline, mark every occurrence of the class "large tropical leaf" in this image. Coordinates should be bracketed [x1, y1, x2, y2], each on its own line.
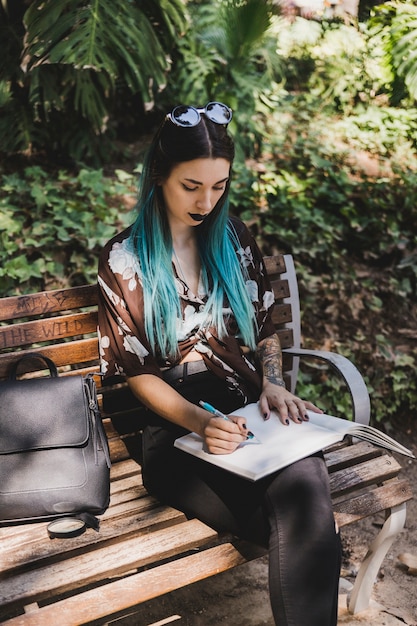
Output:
[140, 0, 189, 42]
[22, 0, 186, 129]
[389, 3, 417, 100]
[173, 0, 282, 102]
[220, 0, 274, 61]
[371, 1, 417, 103]
[199, 0, 276, 76]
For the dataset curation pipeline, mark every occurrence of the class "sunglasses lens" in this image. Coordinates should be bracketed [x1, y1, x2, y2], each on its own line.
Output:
[169, 102, 232, 127]
[171, 105, 200, 127]
[205, 102, 232, 125]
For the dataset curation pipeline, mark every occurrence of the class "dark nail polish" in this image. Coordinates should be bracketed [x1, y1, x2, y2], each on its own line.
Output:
[285, 418, 290, 425]
[304, 414, 309, 421]
[242, 423, 247, 429]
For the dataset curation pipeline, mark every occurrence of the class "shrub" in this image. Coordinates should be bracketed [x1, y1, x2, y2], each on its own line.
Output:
[0, 166, 136, 294]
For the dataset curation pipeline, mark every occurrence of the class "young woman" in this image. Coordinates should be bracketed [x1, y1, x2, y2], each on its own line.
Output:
[98, 102, 341, 625]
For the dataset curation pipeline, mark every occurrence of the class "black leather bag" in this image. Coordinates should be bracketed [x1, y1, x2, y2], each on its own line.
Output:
[0, 353, 111, 524]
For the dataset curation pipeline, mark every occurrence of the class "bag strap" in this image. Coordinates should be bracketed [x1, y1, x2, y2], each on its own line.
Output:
[9, 352, 59, 381]
[84, 374, 112, 469]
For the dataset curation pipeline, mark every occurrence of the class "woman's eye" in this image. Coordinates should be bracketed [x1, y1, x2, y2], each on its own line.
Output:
[182, 184, 198, 192]
[213, 186, 225, 192]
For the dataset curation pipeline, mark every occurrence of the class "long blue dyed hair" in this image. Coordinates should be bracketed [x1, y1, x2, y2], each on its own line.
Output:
[129, 113, 257, 359]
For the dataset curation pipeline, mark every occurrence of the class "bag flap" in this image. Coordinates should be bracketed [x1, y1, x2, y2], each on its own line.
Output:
[0, 376, 89, 454]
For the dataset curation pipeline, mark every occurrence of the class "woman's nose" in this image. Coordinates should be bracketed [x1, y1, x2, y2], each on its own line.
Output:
[196, 191, 212, 211]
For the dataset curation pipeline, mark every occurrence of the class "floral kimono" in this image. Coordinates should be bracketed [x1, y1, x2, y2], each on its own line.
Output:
[97, 216, 276, 400]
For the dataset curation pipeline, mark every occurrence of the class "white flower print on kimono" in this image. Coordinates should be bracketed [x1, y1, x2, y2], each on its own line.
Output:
[237, 245, 255, 269]
[246, 279, 259, 303]
[262, 290, 275, 311]
[98, 328, 110, 374]
[98, 275, 126, 310]
[108, 240, 142, 291]
[176, 304, 208, 341]
[123, 335, 149, 363]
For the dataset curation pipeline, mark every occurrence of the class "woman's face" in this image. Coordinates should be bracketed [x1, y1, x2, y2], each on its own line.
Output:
[160, 158, 230, 229]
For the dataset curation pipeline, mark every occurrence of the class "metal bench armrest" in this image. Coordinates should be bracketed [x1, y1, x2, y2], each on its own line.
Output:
[283, 347, 371, 425]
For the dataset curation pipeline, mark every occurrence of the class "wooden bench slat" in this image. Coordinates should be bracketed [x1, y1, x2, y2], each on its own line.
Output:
[100, 494, 160, 520]
[263, 255, 287, 275]
[106, 483, 146, 508]
[104, 417, 123, 438]
[271, 278, 290, 300]
[324, 441, 383, 471]
[334, 478, 413, 527]
[0, 488, 149, 552]
[110, 458, 141, 481]
[271, 303, 292, 326]
[329, 454, 403, 498]
[0, 479, 151, 548]
[0, 312, 98, 350]
[108, 472, 143, 495]
[0, 285, 98, 322]
[2, 543, 248, 626]
[1, 506, 186, 578]
[108, 436, 131, 462]
[0, 339, 99, 378]
[275, 328, 293, 349]
[0, 519, 218, 610]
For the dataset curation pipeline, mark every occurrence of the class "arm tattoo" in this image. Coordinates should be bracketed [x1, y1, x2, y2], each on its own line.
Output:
[256, 334, 286, 387]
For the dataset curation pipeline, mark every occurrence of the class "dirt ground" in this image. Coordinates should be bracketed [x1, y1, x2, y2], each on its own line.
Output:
[108, 425, 417, 626]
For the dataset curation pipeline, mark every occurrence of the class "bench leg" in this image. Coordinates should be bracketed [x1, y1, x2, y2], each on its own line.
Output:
[348, 503, 407, 614]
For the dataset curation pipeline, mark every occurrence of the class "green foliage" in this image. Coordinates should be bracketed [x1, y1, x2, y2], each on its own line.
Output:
[308, 25, 381, 112]
[24, 0, 167, 121]
[0, 0, 187, 162]
[273, 17, 321, 92]
[0, 166, 136, 294]
[368, 343, 417, 425]
[275, 17, 388, 113]
[294, 364, 355, 419]
[370, 1, 417, 105]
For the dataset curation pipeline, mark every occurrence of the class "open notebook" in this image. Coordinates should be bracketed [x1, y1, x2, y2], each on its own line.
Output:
[174, 402, 415, 481]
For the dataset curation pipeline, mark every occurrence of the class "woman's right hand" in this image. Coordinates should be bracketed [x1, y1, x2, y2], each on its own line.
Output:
[203, 415, 248, 455]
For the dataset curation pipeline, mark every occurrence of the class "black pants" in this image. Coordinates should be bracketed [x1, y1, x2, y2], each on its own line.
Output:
[142, 371, 341, 626]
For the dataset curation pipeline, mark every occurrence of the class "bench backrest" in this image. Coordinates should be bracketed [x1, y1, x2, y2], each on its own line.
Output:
[0, 254, 301, 454]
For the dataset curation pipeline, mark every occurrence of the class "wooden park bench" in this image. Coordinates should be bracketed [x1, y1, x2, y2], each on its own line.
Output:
[0, 254, 413, 625]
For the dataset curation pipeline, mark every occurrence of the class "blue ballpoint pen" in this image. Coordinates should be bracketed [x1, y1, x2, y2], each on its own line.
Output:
[199, 401, 259, 442]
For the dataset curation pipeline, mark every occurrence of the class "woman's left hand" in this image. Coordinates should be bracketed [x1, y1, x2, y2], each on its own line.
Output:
[259, 381, 323, 425]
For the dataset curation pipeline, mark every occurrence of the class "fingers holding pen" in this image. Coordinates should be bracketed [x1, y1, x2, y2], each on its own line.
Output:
[204, 416, 247, 454]
[199, 401, 250, 454]
[205, 415, 246, 438]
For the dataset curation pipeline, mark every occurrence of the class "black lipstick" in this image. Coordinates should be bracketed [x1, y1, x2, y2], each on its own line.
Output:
[189, 213, 207, 222]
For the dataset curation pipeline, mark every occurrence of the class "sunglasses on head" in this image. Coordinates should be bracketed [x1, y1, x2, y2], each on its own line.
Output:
[167, 102, 233, 127]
